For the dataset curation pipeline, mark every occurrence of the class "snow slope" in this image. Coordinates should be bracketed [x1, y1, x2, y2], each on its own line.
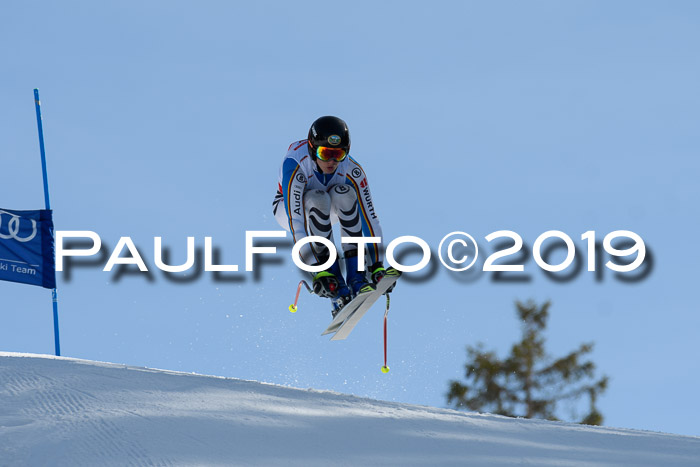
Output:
[1, 353, 698, 466]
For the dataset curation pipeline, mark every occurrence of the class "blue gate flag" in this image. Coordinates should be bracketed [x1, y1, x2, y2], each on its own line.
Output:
[0, 208, 56, 289]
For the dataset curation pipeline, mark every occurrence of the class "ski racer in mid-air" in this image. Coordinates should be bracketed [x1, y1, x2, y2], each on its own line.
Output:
[273, 116, 395, 316]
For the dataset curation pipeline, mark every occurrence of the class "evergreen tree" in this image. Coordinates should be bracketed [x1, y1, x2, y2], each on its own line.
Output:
[447, 300, 608, 425]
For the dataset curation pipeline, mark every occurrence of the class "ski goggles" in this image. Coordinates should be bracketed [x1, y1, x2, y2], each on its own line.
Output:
[315, 146, 348, 162]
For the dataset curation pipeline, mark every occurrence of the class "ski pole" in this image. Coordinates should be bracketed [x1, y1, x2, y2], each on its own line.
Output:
[381, 294, 391, 373]
[289, 280, 313, 313]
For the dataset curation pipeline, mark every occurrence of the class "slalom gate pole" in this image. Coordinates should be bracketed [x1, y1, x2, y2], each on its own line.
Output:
[34, 89, 61, 356]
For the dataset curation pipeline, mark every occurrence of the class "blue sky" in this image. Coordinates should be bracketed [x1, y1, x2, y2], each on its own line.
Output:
[2, 1, 699, 436]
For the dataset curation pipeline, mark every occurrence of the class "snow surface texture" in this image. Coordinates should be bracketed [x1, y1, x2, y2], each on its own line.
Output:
[1, 353, 698, 467]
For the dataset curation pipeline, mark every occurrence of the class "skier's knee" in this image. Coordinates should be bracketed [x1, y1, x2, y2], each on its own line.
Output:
[304, 190, 331, 213]
[330, 184, 357, 210]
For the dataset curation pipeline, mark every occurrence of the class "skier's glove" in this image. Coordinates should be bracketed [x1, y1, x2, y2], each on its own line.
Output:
[370, 262, 396, 294]
[312, 271, 339, 298]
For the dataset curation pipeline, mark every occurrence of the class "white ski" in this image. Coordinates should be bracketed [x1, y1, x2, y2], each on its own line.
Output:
[321, 286, 375, 335]
[330, 269, 400, 341]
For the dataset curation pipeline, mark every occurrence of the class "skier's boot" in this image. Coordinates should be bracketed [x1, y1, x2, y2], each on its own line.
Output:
[344, 251, 374, 297]
[369, 261, 398, 294]
[312, 259, 353, 318]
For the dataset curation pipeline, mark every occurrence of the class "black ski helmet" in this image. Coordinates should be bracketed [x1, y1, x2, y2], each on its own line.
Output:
[308, 116, 351, 159]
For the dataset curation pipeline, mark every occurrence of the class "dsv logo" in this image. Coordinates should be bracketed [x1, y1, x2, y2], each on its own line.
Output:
[0, 210, 38, 243]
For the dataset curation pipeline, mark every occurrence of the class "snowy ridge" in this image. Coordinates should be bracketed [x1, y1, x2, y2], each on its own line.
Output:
[1, 352, 698, 466]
